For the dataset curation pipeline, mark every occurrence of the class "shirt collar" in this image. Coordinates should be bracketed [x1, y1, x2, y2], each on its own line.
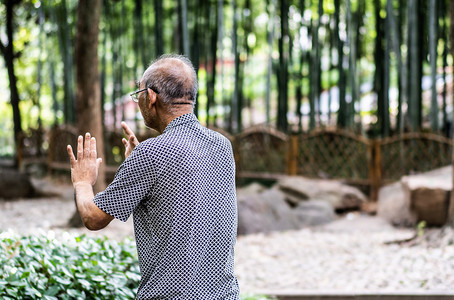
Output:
[162, 113, 199, 134]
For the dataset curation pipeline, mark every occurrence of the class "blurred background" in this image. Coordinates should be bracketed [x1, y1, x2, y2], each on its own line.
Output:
[2, 0, 453, 200]
[2, 1, 454, 298]
[0, 0, 453, 199]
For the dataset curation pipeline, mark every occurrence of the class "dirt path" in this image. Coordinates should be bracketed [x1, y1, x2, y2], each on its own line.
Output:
[0, 176, 134, 240]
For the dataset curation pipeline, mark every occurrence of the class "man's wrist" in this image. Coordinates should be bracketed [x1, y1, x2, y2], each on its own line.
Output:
[73, 181, 93, 189]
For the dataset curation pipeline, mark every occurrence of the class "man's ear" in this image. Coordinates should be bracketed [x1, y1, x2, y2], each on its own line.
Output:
[147, 88, 157, 108]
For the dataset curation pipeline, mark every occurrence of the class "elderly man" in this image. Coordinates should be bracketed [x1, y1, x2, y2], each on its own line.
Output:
[67, 54, 240, 299]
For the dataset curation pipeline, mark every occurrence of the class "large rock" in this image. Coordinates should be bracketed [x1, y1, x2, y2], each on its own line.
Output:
[0, 168, 35, 199]
[401, 166, 451, 226]
[277, 176, 367, 211]
[237, 186, 300, 235]
[377, 182, 417, 227]
[294, 200, 337, 226]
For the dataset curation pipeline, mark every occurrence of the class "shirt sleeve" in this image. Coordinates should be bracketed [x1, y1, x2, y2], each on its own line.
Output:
[94, 145, 156, 222]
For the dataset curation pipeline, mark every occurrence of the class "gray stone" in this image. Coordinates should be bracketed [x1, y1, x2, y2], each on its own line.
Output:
[277, 176, 367, 210]
[237, 186, 299, 235]
[0, 169, 35, 199]
[377, 182, 417, 227]
[377, 165, 452, 227]
[294, 200, 337, 227]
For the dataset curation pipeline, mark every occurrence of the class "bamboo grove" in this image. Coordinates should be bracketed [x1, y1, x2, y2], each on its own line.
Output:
[0, 0, 453, 158]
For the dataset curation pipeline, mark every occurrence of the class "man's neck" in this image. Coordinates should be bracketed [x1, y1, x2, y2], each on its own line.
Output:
[156, 110, 193, 133]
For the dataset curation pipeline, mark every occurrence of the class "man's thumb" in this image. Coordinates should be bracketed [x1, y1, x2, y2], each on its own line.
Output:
[96, 158, 102, 168]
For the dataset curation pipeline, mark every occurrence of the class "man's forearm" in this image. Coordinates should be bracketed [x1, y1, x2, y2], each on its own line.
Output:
[73, 182, 112, 230]
[73, 182, 96, 228]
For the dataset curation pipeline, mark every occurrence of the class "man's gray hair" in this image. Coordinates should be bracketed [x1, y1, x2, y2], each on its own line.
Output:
[142, 54, 198, 107]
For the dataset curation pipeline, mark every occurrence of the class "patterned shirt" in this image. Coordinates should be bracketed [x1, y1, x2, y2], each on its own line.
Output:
[94, 113, 240, 299]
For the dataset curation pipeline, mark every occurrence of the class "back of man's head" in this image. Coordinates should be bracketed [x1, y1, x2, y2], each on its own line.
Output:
[142, 54, 198, 107]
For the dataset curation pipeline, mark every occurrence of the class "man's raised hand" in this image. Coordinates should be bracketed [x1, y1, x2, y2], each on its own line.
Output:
[121, 121, 139, 159]
[67, 132, 102, 186]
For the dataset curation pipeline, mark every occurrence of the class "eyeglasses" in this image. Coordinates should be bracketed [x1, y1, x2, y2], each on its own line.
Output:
[129, 87, 160, 103]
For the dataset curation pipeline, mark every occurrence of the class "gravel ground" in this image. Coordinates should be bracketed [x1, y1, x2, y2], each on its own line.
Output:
[1, 177, 454, 295]
[235, 221, 454, 294]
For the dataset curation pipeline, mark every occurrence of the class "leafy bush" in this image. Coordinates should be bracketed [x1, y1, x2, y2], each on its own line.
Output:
[0, 232, 274, 300]
[0, 233, 140, 299]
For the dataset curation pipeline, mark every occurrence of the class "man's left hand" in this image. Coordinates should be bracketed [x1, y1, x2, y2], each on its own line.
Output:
[67, 132, 102, 186]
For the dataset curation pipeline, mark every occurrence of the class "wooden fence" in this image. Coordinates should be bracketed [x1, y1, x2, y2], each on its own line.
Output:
[231, 126, 453, 200]
[18, 125, 453, 200]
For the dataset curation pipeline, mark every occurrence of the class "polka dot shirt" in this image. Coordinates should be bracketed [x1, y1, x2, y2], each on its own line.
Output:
[94, 113, 240, 299]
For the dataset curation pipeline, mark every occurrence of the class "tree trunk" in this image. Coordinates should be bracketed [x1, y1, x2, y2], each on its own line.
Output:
[441, 0, 449, 137]
[407, 0, 422, 131]
[191, 0, 201, 118]
[265, 0, 276, 125]
[355, 1, 365, 132]
[315, 0, 323, 128]
[134, 0, 147, 70]
[335, 0, 346, 129]
[232, 0, 240, 133]
[70, 0, 105, 227]
[447, 0, 454, 227]
[100, 1, 107, 127]
[429, 0, 438, 132]
[296, 0, 305, 132]
[0, 0, 23, 168]
[206, 2, 218, 127]
[154, 0, 164, 56]
[217, 0, 226, 128]
[347, 0, 357, 130]
[382, 0, 390, 137]
[36, 2, 44, 132]
[387, 0, 406, 134]
[373, 0, 385, 136]
[277, 0, 289, 132]
[55, 0, 75, 124]
[180, 0, 190, 56]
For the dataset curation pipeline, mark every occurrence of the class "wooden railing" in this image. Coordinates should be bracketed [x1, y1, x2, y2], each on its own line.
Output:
[19, 125, 452, 198]
[231, 126, 452, 200]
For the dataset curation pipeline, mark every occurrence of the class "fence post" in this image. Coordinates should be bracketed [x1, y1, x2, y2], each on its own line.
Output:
[286, 135, 298, 175]
[233, 135, 241, 176]
[369, 140, 382, 201]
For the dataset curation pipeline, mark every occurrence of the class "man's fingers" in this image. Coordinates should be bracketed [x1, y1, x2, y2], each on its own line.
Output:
[122, 138, 128, 147]
[121, 121, 137, 141]
[77, 135, 83, 159]
[84, 133, 91, 158]
[67, 145, 76, 165]
[90, 137, 97, 159]
[129, 135, 138, 145]
[121, 121, 133, 136]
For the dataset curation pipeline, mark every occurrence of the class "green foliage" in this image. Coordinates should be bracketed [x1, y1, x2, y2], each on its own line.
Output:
[241, 294, 276, 300]
[0, 232, 271, 300]
[0, 233, 140, 299]
[417, 220, 427, 237]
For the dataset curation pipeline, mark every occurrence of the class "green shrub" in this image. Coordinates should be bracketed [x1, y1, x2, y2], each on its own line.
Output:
[0, 233, 140, 299]
[0, 232, 274, 300]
